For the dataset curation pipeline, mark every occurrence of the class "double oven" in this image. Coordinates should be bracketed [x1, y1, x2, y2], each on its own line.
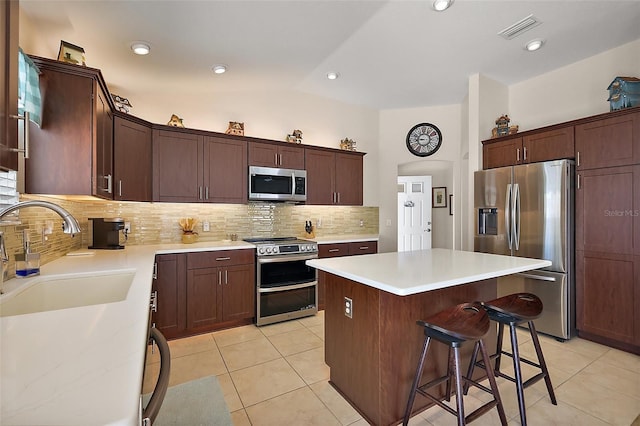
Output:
[245, 237, 318, 326]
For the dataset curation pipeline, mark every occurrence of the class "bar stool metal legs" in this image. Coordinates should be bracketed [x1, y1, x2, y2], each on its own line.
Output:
[403, 302, 507, 426]
[466, 293, 557, 426]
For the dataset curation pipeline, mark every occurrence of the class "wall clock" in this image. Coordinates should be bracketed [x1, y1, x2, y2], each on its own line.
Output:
[406, 123, 442, 157]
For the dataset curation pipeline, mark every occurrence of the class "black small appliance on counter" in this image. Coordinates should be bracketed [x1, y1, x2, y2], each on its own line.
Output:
[89, 217, 125, 249]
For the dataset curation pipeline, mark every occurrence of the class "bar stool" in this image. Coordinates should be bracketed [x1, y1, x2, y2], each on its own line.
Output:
[403, 302, 507, 426]
[466, 293, 557, 426]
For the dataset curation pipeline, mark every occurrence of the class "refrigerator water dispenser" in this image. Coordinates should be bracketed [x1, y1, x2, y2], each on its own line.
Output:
[478, 208, 498, 235]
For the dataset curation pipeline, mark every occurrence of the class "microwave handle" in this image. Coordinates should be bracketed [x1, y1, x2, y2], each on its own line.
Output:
[291, 172, 296, 197]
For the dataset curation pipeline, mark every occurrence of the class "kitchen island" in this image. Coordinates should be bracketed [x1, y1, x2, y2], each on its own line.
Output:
[306, 248, 551, 426]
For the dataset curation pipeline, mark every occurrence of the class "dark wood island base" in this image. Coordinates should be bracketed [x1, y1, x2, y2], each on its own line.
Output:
[322, 271, 498, 426]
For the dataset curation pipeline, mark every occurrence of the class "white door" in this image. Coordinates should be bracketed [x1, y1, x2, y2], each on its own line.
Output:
[397, 176, 432, 251]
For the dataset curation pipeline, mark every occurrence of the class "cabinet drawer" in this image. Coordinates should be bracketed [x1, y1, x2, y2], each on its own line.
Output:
[319, 243, 350, 258]
[187, 249, 254, 269]
[348, 241, 378, 255]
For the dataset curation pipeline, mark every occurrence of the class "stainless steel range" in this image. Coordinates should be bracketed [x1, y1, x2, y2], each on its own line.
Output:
[244, 237, 318, 326]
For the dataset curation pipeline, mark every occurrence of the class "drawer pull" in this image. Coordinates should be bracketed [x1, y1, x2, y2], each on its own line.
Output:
[328, 249, 340, 253]
[216, 257, 231, 261]
[359, 246, 369, 250]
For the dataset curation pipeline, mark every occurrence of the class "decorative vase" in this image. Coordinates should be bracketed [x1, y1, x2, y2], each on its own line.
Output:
[181, 233, 198, 244]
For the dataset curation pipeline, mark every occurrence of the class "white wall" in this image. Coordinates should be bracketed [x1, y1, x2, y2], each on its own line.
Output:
[509, 39, 640, 131]
[378, 105, 461, 252]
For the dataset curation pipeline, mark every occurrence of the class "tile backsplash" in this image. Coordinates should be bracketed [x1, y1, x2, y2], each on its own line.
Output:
[0, 195, 378, 274]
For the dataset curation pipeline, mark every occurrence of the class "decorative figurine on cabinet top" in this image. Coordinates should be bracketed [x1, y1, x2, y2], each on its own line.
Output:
[286, 129, 303, 144]
[167, 114, 185, 127]
[491, 115, 519, 138]
[340, 137, 357, 151]
[112, 94, 132, 113]
[607, 76, 640, 111]
[226, 121, 244, 136]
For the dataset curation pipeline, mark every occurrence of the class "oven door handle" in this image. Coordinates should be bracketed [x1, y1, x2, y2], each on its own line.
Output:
[258, 281, 318, 293]
[257, 254, 318, 264]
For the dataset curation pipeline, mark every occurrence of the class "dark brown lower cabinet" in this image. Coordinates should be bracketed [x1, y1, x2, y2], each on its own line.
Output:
[317, 240, 378, 310]
[154, 250, 255, 340]
[576, 251, 640, 353]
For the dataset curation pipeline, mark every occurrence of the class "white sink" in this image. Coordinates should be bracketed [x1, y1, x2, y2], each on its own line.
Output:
[0, 270, 136, 317]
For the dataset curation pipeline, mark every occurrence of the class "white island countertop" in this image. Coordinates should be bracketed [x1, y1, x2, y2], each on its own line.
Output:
[0, 241, 254, 426]
[306, 248, 552, 296]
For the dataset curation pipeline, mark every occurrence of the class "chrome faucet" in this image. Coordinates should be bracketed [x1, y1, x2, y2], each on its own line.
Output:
[0, 200, 81, 293]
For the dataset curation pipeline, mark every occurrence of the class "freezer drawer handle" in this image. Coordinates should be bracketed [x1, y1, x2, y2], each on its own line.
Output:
[516, 272, 557, 282]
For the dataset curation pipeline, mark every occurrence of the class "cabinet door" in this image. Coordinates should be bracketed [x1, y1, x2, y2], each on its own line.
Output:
[248, 142, 279, 167]
[114, 116, 152, 201]
[523, 127, 574, 163]
[575, 113, 640, 170]
[335, 152, 363, 205]
[222, 263, 255, 321]
[348, 241, 377, 255]
[26, 72, 94, 195]
[482, 137, 522, 169]
[94, 87, 113, 199]
[0, 0, 18, 171]
[278, 145, 305, 169]
[152, 129, 203, 202]
[153, 254, 187, 339]
[204, 136, 247, 203]
[186, 267, 221, 331]
[576, 166, 639, 255]
[305, 149, 335, 204]
[576, 251, 639, 345]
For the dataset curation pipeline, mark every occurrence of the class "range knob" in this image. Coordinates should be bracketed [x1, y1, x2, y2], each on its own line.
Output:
[273, 246, 279, 254]
[266, 247, 273, 254]
[258, 247, 265, 255]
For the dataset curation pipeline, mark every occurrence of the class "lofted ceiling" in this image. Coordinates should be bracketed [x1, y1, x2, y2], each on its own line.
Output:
[19, 0, 640, 110]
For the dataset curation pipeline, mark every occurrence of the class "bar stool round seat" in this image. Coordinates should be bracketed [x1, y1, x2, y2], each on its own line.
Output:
[466, 293, 557, 426]
[403, 302, 507, 426]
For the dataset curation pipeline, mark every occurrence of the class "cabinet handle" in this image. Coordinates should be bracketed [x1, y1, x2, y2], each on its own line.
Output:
[577, 174, 581, 189]
[104, 174, 113, 194]
[274, 153, 278, 166]
[359, 246, 369, 250]
[216, 257, 231, 261]
[516, 148, 520, 162]
[279, 154, 282, 166]
[205, 186, 209, 200]
[218, 270, 222, 285]
[9, 111, 30, 158]
[198, 186, 203, 200]
[225, 269, 228, 284]
[118, 180, 123, 197]
[523, 146, 527, 161]
[337, 192, 341, 204]
[328, 248, 340, 253]
[152, 262, 158, 279]
[576, 151, 581, 167]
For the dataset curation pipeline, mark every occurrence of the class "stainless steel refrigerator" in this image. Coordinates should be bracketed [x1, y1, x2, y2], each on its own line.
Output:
[474, 159, 575, 340]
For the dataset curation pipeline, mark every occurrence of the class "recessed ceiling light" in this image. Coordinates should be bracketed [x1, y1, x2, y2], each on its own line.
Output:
[212, 65, 227, 74]
[433, 0, 454, 11]
[525, 38, 544, 52]
[327, 72, 339, 80]
[131, 42, 150, 55]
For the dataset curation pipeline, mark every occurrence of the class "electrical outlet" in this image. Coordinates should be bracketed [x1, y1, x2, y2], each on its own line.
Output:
[203, 221, 210, 232]
[316, 218, 322, 228]
[124, 222, 131, 234]
[359, 219, 364, 227]
[344, 297, 353, 318]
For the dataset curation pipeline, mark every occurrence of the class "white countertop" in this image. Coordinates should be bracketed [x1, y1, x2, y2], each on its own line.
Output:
[0, 240, 254, 426]
[306, 248, 552, 296]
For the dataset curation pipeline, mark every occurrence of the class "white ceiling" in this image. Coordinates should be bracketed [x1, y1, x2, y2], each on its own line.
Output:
[19, 0, 640, 110]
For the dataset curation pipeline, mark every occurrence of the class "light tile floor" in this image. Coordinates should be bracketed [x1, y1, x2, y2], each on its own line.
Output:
[144, 311, 640, 425]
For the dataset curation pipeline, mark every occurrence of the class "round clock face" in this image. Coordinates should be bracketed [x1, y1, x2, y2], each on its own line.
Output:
[406, 123, 442, 157]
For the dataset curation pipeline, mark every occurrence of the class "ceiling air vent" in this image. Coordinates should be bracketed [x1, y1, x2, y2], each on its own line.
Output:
[498, 14, 541, 40]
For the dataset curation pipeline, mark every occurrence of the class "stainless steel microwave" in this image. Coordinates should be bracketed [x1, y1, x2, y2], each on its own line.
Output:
[249, 166, 307, 202]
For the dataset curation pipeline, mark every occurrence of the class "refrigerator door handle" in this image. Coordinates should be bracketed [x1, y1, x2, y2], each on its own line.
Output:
[505, 183, 512, 250]
[513, 183, 520, 251]
[516, 272, 557, 282]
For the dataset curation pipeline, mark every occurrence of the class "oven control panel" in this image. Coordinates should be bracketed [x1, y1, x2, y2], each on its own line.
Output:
[256, 242, 317, 256]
